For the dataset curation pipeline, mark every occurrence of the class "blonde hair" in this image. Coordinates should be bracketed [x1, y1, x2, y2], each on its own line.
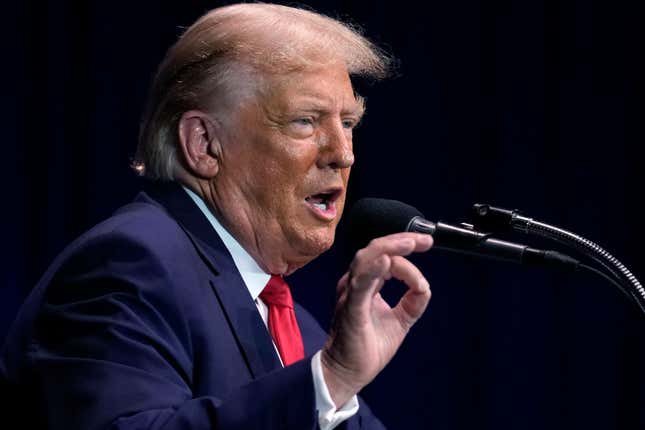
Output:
[135, 3, 392, 180]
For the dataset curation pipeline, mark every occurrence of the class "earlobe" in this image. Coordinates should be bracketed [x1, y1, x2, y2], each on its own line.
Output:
[178, 110, 221, 179]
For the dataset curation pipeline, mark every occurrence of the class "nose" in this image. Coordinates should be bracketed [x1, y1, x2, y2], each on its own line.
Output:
[317, 120, 355, 170]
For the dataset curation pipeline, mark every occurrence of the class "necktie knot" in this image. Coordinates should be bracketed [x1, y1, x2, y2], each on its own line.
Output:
[259, 275, 294, 309]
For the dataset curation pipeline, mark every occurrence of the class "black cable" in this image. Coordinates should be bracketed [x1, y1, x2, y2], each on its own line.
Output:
[579, 263, 645, 315]
[471, 204, 645, 316]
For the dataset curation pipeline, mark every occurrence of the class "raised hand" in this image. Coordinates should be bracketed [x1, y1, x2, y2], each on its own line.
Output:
[321, 232, 433, 407]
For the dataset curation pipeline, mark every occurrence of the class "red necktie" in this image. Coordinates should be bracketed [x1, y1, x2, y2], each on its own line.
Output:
[259, 275, 305, 366]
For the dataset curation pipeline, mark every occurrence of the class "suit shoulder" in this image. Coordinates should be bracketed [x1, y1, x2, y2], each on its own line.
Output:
[92, 199, 186, 248]
[64, 199, 193, 264]
[32, 198, 201, 302]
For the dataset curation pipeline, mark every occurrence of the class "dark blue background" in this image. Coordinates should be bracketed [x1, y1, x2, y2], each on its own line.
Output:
[3, 1, 644, 428]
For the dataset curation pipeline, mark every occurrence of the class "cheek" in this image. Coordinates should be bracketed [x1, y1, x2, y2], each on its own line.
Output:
[272, 145, 320, 189]
[342, 167, 351, 184]
[263, 158, 302, 192]
[286, 144, 320, 173]
[249, 157, 307, 214]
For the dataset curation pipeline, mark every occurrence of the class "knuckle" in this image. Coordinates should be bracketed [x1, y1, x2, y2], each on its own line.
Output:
[395, 309, 416, 329]
[378, 254, 391, 269]
[366, 254, 387, 273]
[349, 274, 360, 289]
[352, 249, 367, 268]
[366, 237, 381, 249]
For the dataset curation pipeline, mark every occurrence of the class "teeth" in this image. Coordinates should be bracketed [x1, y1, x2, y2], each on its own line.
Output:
[313, 203, 327, 211]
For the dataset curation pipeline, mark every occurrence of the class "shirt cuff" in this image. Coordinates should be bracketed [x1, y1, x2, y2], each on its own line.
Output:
[311, 350, 360, 430]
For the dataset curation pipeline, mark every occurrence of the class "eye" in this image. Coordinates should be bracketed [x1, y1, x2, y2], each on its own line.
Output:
[342, 117, 360, 130]
[294, 117, 314, 126]
[287, 116, 316, 137]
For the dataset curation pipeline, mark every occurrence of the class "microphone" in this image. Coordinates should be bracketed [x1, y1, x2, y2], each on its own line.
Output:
[347, 198, 581, 271]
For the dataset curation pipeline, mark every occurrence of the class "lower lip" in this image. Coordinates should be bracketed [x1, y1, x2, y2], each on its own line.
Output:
[305, 199, 337, 221]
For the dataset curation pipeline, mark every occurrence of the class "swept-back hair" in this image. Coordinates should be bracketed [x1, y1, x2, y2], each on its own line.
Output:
[135, 3, 391, 180]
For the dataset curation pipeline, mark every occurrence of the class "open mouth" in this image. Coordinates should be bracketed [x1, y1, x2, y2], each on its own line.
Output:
[304, 189, 342, 220]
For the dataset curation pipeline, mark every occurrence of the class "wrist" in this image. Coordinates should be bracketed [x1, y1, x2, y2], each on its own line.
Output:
[320, 348, 363, 408]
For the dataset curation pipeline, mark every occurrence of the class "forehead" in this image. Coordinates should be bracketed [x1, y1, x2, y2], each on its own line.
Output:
[260, 65, 361, 114]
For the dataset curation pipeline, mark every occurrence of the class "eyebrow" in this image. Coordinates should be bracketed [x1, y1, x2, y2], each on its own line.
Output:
[292, 95, 366, 119]
[353, 94, 366, 119]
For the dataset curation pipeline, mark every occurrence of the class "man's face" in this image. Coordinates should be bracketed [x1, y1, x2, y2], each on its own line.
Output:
[212, 64, 363, 274]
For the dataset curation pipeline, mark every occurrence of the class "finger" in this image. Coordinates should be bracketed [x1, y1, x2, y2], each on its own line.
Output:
[336, 272, 350, 300]
[346, 254, 390, 307]
[344, 233, 431, 310]
[389, 256, 432, 328]
[351, 233, 432, 273]
[348, 233, 431, 289]
[337, 272, 349, 293]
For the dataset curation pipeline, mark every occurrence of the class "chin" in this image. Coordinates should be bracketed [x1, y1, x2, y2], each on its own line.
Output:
[301, 233, 335, 258]
[309, 223, 337, 250]
[286, 227, 335, 269]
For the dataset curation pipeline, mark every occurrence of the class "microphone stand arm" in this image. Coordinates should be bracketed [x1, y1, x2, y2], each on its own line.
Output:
[472, 204, 645, 315]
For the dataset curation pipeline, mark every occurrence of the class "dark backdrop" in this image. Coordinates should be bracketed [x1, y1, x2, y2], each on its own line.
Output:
[3, 1, 644, 429]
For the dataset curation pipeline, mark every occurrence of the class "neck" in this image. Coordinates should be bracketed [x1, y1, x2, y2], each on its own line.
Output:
[177, 174, 307, 275]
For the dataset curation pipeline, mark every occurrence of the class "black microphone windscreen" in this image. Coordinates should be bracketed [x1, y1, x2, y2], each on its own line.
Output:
[346, 198, 424, 250]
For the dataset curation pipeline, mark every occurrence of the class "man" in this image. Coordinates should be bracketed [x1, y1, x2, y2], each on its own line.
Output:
[1, 4, 433, 429]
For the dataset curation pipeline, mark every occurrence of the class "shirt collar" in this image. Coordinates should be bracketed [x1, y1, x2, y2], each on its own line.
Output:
[182, 185, 270, 300]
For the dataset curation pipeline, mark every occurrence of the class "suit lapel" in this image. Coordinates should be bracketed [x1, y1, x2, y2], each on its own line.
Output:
[137, 181, 282, 378]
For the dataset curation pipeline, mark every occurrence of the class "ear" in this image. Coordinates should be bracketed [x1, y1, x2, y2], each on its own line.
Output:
[177, 110, 222, 179]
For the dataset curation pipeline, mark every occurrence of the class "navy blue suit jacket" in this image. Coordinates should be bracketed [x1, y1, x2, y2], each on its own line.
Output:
[0, 182, 385, 429]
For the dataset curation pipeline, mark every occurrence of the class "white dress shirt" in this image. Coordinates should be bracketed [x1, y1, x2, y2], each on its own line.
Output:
[183, 186, 359, 430]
